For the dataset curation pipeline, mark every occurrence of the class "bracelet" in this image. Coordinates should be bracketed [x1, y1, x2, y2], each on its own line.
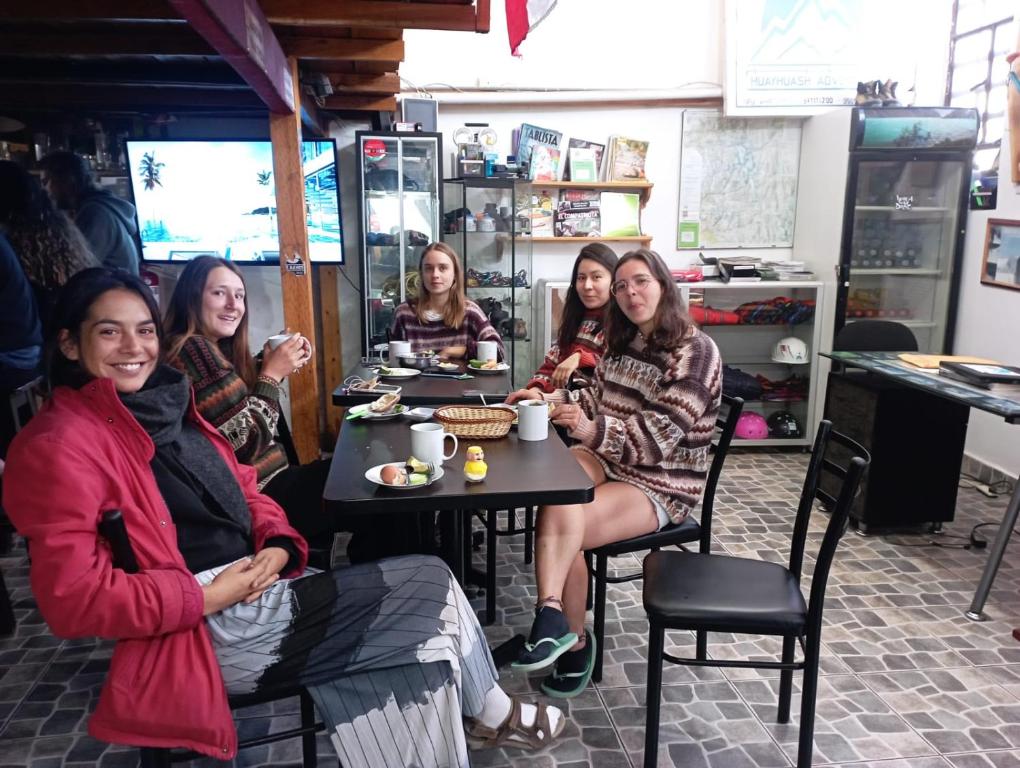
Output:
[257, 374, 281, 388]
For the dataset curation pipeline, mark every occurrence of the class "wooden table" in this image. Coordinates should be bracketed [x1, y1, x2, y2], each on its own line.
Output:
[323, 416, 594, 622]
[332, 363, 513, 407]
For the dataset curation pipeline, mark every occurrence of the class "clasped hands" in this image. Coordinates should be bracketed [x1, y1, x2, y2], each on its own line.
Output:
[201, 546, 290, 616]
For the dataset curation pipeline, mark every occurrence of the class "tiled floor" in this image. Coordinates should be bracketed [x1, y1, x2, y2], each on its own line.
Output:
[2, 449, 1020, 767]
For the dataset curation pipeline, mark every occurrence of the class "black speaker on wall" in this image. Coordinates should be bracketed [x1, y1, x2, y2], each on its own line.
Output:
[822, 372, 969, 532]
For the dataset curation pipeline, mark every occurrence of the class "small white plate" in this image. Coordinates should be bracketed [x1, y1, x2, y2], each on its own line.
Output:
[365, 462, 444, 489]
[405, 407, 436, 421]
[468, 362, 510, 375]
[437, 362, 460, 371]
[378, 367, 422, 380]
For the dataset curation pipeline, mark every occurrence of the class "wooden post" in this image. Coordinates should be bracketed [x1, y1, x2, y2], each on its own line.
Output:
[270, 56, 321, 463]
[319, 265, 344, 442]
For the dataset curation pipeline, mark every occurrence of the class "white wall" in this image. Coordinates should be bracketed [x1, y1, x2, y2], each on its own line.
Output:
[954, 20, 1020, 479]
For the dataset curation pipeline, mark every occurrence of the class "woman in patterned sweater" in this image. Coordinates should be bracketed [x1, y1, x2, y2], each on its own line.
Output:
[164, 256, 331, 542]
[507, 249, 722, 698]
[389, 242, 504, 361]
[525, 243, 617, 395]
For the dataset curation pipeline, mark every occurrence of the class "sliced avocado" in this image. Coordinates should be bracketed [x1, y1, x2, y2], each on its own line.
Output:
[408, 473, 428, 485]
[406, 456, 431, 474]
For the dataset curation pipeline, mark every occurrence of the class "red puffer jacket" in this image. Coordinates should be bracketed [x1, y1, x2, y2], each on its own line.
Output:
[3, 377, 308, 760]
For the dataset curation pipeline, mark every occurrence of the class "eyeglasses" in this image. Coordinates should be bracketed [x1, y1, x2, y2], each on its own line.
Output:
[610, 274, 657, 295]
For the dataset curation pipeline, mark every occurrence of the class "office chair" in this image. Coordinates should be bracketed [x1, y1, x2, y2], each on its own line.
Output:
[834, 320, 918, 352]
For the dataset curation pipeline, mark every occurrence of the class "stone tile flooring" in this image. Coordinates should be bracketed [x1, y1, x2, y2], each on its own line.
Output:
[2, 449, 1020, 767]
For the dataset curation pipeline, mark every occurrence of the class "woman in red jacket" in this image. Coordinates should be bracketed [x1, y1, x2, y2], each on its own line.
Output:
[3, 268, 564, 766]
[523, 243, 617, 395]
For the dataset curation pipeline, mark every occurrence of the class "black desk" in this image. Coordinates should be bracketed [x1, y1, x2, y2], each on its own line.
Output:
[333, 364, 513, 407]
[822, 351, 1020, 620]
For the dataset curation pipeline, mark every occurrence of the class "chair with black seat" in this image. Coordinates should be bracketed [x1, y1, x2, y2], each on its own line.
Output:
[833, 319, 918, 353]
[586, 393, 743, 683]
[640, 420, 870, 768]
[276, 410, 334, 570]
[95, 510, 333, 768]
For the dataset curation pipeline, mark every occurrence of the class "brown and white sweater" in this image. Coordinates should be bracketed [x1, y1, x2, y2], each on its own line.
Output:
[546, 327, 722, 525]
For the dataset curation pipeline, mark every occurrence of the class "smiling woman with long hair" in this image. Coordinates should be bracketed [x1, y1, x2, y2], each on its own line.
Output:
[507, 249, 721, 698]
[3, 267, 566, 767]
[389, 242, 504, 360]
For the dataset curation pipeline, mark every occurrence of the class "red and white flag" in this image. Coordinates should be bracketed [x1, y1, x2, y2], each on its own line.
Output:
[506, 0, 558, 56]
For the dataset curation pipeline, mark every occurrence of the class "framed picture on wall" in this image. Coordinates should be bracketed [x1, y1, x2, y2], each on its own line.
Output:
[981, 219, 1020, 290]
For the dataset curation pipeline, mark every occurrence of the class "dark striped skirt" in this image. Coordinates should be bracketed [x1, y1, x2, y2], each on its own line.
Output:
[197, 554, 497, 768]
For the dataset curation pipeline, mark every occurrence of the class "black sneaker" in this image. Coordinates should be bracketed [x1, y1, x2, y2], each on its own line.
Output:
[541, 629, 596, 699]
[510, 606, 578, 673]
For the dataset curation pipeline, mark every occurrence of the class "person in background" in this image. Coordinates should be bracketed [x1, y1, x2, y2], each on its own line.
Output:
[389, 242, 504, 361]
[523, 243, 617, 396]
[3, 267, 566, 767]
[38, 150, 140, 274]
[163, 256, 329, 545]
[0, 232, 41, 460]
[0, 160, 98, 323]
[506, 249, 722, 698]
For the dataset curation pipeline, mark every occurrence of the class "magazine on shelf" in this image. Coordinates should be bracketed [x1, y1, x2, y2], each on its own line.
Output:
[605, 135, 649, 180]
[564, 138, 605, 180]
[939, 362, 1020, 392]
[530, 188, 556, 236]
[529, 144, 561, 181]
[566, 147, 598, 182]
[516, 122, 562, 169]
[555, 190, 601, 237]
[599, 192, 641, 237]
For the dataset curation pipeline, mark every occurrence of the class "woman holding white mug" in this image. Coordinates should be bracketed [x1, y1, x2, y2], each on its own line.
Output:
[389, 242, 504, 361]
[164, 256, 331, 545]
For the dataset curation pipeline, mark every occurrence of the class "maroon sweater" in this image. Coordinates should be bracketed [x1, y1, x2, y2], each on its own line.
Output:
[527, 308, 606, 393]
[389, 300, 505, 360]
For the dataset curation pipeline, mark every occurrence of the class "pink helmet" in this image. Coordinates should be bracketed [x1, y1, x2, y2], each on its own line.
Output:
[735, 412, 769, 440]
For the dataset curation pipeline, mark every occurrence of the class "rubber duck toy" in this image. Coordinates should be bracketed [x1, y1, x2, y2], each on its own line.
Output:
[464, 445, 488, 483]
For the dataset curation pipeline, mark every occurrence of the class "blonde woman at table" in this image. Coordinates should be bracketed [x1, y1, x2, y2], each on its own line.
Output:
[389, 241, 505, 361]
[523, 243, 617, 396]
[163, 256, 330, 544]
[4, 268, 566, 767]
[506, 248, 722, 698]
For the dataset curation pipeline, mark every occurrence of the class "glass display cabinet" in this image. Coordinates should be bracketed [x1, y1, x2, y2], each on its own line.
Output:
[442, 178, 533, 386]
[356, 130, 443, 355]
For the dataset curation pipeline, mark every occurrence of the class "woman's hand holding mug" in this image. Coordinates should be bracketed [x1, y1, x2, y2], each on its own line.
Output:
[262, 331, 311, 382]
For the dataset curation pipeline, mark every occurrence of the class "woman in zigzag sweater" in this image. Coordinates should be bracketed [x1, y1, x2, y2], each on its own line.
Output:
[507, 248, 722, 698]
[524, 243, 618, 395]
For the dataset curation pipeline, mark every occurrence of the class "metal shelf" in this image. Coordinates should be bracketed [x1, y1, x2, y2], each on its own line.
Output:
[852, 268, 942, 276]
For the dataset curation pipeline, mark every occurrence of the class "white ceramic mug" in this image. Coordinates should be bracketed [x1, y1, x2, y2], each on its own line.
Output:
[389, 340, 412, 365]
[476, 340, 498, 362]
[517, 400, 549, 441]
[267, 332, 294, 350]
[410, 423, 458, 466]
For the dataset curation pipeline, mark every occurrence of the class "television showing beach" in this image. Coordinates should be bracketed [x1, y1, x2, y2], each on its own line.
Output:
[125, 140, 343, 263]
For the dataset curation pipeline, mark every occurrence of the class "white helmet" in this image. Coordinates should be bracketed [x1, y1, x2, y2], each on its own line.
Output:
[772, 336, 809, 364]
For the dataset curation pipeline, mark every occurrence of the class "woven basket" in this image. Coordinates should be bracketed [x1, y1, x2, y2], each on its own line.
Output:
[433, 405, 515, 439]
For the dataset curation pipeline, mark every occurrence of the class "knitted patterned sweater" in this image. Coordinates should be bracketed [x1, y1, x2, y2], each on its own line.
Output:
[546, 327, 722, 524]
[389, 300, 505, 360]
[527, 308, 606, 393]
[167, 335, 288, 490]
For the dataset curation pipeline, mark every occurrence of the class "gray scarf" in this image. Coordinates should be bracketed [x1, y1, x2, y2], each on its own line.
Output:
[119, 365, 251, 535]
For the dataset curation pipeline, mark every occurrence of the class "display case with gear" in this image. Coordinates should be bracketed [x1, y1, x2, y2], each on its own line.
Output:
[356, 130, 443, 355]
[442, 177, 533, 387]
[677, 281, 825, 447]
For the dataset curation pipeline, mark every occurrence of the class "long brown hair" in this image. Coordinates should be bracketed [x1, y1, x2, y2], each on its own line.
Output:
[605, 248, 692, 356]
[558, 242, 618, 354]
[414, 241, 466, 328]
[164, 256, 256, 387]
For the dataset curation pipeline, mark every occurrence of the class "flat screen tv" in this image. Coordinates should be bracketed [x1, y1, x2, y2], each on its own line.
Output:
[124, 139, 344, 264]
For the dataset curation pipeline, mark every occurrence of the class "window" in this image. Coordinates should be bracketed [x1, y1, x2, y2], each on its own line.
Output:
[945, 0, 1015, 170]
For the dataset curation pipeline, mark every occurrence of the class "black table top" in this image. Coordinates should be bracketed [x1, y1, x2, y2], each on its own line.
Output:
[821, 351, 1020, 424]
[333, 363, 513, 406]
[323, 417, 595, 514]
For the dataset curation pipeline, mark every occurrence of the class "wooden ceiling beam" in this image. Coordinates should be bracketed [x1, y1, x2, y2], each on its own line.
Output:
[280, 36, 404, 62]
[0, 26, 211, 56]
[262, 0, 482, 32]
[326, 72, 400, 95]
[0, 82, 265, 109]
[0, 1, 176, 21]
[168, 0, 294, 113]
[321, 94, 396, 112]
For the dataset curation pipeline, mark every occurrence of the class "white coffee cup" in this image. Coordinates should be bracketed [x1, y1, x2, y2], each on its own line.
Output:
[476, 340, 498, 362]
[267, 332, 294, 350]
[389, 340, 412, 365]
[410, 423, 458, 466]
[517, 400, 549, 441]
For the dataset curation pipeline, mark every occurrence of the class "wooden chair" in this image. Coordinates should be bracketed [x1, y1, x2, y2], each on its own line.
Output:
[586, 394, 743, 682]
[640, 420, 870, 768]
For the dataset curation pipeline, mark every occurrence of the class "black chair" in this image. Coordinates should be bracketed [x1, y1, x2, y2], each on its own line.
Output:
[587, 394, 743, 682]
[96, 510, 332, 768]
[833, 319, 918, 352]
[640, 420, 870, 768]
[470, 505, 535, 625]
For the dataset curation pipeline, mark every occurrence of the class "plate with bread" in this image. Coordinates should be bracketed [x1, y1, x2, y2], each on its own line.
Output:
[467, 359, 510, 375]
[366, 460, 444, 489]
[347, 393, 406, 420]
[378, 366, 422, 380]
